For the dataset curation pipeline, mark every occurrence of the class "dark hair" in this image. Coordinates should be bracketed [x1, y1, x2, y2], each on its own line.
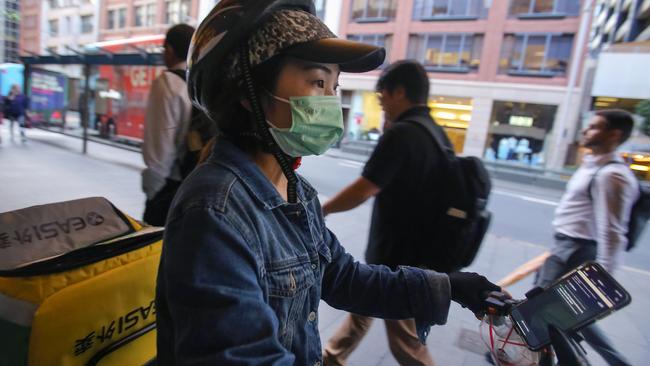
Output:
[596, 109, 635, 144]
[209, 54, 289, 154]
[165, 24, 195, 61]
[376, 60, 429, 104]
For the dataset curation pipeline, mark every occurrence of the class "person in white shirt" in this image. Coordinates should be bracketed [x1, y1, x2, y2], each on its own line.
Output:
[537, 109, 639, 366]
[142, 24, 195, 226]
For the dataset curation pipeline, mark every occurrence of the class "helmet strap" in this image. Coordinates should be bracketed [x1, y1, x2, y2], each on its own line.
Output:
[238, 45, 299, 204]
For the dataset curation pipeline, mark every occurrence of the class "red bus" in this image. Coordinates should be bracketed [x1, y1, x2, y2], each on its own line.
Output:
[87, 35, 165, 143]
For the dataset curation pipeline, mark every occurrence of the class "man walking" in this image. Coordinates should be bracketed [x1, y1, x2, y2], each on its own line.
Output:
[322, 60, 454, 366]
[142, 24, 195, 226]
[536, 109, 638, 365]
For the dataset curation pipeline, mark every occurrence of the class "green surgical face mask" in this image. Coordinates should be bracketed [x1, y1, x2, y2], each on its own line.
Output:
[266, 93, 344, 157]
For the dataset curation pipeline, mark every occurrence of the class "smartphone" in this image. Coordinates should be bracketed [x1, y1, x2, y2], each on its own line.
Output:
[509, 261, 631, 351]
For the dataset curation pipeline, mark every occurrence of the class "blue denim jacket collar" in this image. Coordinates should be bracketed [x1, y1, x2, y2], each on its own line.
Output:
[206, 139, 317, 210]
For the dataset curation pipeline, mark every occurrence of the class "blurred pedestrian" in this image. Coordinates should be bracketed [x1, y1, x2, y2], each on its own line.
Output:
[155, 2, 500, 365]
[141, 24, 195, 226]
[321, 60, 455, 366]
[535, 110, 638, 366]
[4, 84, 29, 142]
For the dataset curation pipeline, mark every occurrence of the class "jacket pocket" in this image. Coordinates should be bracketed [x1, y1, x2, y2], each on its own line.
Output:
[266, 262, 315, 350]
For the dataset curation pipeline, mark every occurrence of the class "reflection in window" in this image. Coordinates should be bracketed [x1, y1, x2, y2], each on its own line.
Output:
[499, 34, 573, 76]
[510, 0, 580, 17]
[407, 33, 483, 72]
[351, 0, 396, 22]
[347, 34, 392, 65]
[413, 0, 488, 20]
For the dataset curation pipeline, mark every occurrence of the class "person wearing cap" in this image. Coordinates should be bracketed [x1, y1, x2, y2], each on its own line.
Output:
[141, 23, 195, 226]
[154, 1, 500, 365]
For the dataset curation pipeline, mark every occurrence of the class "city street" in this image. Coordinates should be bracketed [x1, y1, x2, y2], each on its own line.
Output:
[1, 127, 649, 365]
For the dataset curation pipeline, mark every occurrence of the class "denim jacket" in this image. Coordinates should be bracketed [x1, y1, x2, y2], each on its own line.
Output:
[155, 139, 451, 365]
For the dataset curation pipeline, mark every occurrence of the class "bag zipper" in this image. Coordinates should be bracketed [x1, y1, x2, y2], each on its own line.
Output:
[0, 230, 164, 278]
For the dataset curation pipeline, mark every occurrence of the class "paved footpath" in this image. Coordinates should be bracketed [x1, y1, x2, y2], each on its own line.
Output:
[1, 126, 648, 365]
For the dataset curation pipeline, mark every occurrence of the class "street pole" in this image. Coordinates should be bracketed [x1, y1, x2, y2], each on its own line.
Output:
[82, 64, 90, 154]
[550, 0, 594, 170]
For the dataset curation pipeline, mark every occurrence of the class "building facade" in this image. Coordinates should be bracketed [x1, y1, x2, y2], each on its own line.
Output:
[0, 0, 20, 63]
[590, 0, 650, 50]
[18, 0, 40, 57]
[338, 0, 591, 170]
[99, 0, 200, 41]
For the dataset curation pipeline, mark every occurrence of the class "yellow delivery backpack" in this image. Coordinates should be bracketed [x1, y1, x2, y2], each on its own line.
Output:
[0, 197, 163, 366]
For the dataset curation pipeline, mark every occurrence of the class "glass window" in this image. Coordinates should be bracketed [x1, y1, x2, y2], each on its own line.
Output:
[49, 19, 59, 36]
[350, 0, 396, 22]
[413, 0, 488, 19]
[408, 33, 483, 72]
[135, 5, 145, 27]
[118, 8, 127, 28]
[347, 34, 392, 64]
[165, 0, 192, 24]
[509, 0, 580, 17]
[146, 3, 157, 26]
[315, 0, 327, 20]
[81, 15, 93, 34]
[107, 10, 115, 29]
[499, 33, 573, 76]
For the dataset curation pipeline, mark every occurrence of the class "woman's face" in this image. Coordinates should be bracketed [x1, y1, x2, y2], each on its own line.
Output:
[263, 57, 340, 129]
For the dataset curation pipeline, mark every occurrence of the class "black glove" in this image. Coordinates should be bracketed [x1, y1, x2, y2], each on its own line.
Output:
[448, 271, 501, 314]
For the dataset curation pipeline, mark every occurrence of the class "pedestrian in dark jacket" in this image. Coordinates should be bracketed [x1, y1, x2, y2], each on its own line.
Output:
[5, 84, 29, 142]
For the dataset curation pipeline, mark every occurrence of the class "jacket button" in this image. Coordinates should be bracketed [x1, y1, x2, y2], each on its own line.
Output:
[311, 263, 317, 270]
[308, 311, 317, 322]
[314, 362, 321, 366]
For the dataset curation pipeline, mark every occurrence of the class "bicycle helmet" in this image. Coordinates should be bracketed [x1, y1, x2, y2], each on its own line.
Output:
[187, 0, 386, 203]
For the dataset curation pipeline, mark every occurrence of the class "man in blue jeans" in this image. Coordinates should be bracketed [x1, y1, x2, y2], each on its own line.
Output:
[536, 110, 639, 365]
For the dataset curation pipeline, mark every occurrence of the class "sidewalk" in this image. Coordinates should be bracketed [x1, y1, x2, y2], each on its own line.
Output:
[2, 127, 649, 365]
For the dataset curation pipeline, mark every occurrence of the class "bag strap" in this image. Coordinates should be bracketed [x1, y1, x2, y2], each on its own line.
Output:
[404, 115, 455, 159]
[587, 160, 630, 201]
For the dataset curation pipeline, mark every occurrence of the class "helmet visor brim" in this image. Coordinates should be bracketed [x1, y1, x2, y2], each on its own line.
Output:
[282, 38, 386, 73]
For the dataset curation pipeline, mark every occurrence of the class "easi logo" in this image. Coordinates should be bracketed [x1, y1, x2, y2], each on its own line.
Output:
[0, 212, 106, 249]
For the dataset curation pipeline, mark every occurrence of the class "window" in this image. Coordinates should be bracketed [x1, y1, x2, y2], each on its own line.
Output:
[81, 15, 93, 34]
[136, 3, 157, 27]
[347, 34, 392, 65]
[135, 5, 145, 27]
[351, 0, 396, 22]
[118, 8, 127, 28]
[499, 33, 573, 76]
[315, 0, 327, 20]
[413, 0, 488, 20]
[165, 0, 191, 24]
[509, 0, 580, 18]
[146, 3, 157, 26]
[407, 33, 483, 72]
[49, 19, 59, 36]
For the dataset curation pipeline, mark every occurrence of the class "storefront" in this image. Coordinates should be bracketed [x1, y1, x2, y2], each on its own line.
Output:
[342, 90, 472, 153]
[484, 101, 557, 167]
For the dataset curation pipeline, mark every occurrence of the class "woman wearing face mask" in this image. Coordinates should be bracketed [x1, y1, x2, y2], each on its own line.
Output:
[155, 1, 501, 365]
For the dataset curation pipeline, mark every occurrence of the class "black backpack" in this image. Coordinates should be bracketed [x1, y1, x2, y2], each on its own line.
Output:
[406, 116, 492, 272]
[167, 69, 216, 179]
[588, 161, 650, 251]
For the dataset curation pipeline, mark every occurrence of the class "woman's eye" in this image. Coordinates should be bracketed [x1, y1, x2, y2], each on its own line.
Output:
[314, 80, 325, 88]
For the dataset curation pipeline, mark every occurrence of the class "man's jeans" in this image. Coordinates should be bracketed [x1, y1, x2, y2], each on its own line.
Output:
[536, 235, 631, 366]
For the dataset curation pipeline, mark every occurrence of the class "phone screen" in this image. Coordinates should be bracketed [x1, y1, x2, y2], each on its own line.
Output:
[510, 262, 630, 350]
